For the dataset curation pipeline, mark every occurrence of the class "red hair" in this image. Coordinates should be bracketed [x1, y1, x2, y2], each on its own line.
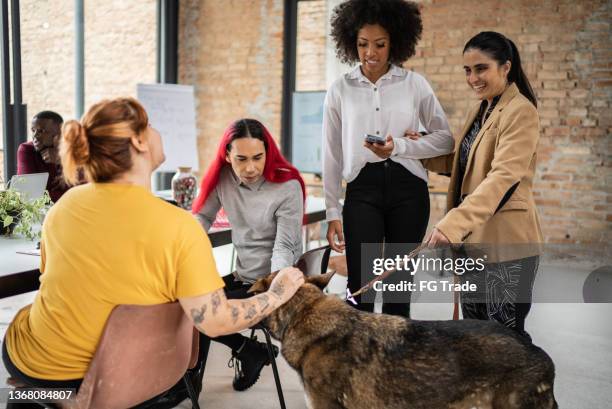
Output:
[192, 119, 306, 215]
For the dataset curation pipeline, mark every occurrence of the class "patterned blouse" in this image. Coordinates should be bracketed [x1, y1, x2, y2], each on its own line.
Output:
[455, 95, 501, 206]
[459, 95, 501, 178]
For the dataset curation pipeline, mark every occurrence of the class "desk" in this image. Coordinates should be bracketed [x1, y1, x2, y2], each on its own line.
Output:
[0, 236, 41, 299]
[0, 197, 326, 299]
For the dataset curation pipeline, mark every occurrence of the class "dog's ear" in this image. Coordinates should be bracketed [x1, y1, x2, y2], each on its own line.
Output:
[248, 279, 268, 294]
[306, 271, 336, 290]
[247, 271, 277, 294]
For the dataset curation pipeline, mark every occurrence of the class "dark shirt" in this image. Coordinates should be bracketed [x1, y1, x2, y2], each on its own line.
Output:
[17, 141, 68, 202]
[459, 96, 501, 176]
[456, 95, 501, 205]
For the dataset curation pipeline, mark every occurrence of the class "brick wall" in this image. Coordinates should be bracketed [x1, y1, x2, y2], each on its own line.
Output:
[83, 1, 157, 105]
[296, 0, 327, 91]
[409, 0, 611, 244]
[178, 0, 285, 173]
[19, 0, 75, 129]
[5, 1, 606, 245]
[183, 0, 608, 244]
[0, 0, 156, 183]
[22, 0, 156, 115]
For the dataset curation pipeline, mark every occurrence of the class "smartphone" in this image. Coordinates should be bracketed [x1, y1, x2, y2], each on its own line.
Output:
[364, 133, 386, 145]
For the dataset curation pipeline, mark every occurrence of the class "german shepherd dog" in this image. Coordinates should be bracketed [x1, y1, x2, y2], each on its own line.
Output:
[250, 272, 557, 409]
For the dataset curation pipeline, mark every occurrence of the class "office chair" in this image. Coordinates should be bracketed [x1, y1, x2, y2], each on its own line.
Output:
[249, 245, 332, 409]
[8, 302, 201, 409]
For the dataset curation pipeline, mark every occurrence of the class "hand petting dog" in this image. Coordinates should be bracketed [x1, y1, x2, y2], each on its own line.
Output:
[269, 267, 305, 303]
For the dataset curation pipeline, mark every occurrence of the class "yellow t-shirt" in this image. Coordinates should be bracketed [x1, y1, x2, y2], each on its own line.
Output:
[5, 183, 224, 380]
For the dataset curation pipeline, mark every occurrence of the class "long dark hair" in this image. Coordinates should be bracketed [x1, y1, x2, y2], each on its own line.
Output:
[463, 31, 537, 108]
[224, 119, 268, 153]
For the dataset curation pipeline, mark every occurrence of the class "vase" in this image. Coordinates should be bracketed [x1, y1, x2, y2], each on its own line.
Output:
[171, 167, 197, 210]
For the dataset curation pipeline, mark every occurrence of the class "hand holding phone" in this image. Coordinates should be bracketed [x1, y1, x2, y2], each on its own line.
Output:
[364, 134, 394, 159]
[364, 133, 386, 145]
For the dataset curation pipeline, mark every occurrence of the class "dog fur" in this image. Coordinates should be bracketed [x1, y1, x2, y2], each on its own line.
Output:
[250, 273, 557, 409]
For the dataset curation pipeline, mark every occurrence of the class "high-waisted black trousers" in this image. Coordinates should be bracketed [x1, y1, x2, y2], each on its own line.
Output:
[343, 160, 430, 317]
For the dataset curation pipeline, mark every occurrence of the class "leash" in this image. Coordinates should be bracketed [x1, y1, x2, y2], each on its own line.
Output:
[452, 274, 460, 320]
[345, 242, 427, 305]
[345, 242, 461, 321]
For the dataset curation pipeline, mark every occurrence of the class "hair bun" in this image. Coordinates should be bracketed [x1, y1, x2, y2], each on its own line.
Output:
[60, 120, 90, 184]
[61, 120, 90, 165]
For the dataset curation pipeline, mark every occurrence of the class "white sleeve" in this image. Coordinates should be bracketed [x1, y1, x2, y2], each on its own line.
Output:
[322, 88, 344, 222]
[392, 76, 454, 159]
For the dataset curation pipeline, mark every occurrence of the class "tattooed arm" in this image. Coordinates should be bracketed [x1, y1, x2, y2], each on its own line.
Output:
[179, 266, 304, 337]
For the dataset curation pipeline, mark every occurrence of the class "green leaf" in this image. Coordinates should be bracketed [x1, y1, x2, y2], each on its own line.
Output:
[1, 187, 51, 240]
[2, 215, 13, 227]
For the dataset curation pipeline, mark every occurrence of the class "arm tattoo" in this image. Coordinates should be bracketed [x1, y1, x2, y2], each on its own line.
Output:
[190, 305, 207, 325]
[231, 306, 239, 324]
[244, 305, 257, 320]
[257, 294, 270, 312]
[271, 282, 285, 298]
[212, 292, 221, 315]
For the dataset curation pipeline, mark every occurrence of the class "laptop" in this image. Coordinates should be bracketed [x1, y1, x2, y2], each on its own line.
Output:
[9, 172, 49, 201]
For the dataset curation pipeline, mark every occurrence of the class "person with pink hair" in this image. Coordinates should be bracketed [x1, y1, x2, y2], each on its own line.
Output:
[192, 118, 305, 391]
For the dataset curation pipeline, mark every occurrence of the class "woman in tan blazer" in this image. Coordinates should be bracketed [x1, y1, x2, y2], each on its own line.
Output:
[423, 32, 542, 338]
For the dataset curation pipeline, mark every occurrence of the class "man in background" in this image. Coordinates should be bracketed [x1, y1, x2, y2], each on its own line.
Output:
[17, 111, 68, 202]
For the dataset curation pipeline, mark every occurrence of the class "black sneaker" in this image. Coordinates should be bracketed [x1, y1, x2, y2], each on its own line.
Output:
[228, 336, 279, 391]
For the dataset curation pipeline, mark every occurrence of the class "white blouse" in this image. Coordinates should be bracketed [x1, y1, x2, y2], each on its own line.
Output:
[322, 64, 453, 221]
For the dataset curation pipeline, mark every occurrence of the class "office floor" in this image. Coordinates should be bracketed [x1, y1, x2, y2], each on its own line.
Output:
[1, 261, 611, 408]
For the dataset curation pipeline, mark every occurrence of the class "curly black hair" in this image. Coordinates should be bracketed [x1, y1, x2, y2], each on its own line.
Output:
[330, 0, 422, 65]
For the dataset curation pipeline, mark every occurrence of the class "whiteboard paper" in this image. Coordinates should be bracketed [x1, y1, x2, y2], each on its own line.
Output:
[137, 83, 199, 172]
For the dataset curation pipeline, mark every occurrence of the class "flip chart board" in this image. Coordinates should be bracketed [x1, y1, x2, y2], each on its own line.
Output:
[137, 83, 199, 172]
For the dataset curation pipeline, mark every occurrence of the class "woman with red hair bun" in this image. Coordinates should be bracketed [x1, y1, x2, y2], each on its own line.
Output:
[192, 118, 305, 392]
[2, 101, 305, 408]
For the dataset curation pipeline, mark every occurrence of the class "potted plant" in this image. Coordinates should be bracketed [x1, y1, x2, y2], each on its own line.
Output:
[0, 189, 51, 240]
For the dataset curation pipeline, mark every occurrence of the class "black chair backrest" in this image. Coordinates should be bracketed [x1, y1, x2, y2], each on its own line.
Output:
[295, 245, 331, 276]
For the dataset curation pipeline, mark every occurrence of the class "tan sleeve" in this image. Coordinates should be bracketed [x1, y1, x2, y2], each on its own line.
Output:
[436, 102, 539, 243]
[421, 154, 454, 174]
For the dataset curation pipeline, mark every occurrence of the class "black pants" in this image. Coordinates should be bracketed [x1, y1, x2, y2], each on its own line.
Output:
[2, 338, 81, 408]
[206, 274, 254, 351]
[460, 256, 539, 337]
[343, 160, 430, 317]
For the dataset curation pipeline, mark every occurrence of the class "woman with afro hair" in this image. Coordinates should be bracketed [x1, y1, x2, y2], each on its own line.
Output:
[323, 0, 453, 317]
